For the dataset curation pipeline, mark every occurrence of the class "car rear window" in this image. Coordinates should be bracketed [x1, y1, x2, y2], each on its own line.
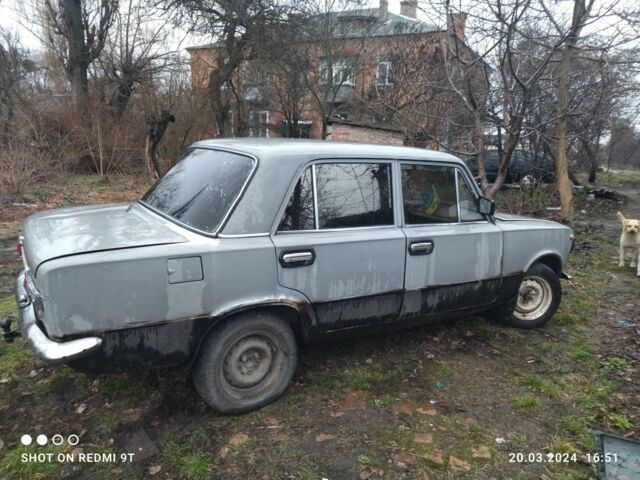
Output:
[141, 148, 255, 233]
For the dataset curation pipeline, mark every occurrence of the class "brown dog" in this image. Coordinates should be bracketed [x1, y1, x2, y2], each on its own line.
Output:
[617, 212, 640, 276]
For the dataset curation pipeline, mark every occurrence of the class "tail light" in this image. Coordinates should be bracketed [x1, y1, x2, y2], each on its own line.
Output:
[16, 236, 24, 256]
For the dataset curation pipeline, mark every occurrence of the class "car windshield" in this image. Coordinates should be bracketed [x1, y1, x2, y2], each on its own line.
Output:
[141, 148, 255, 233]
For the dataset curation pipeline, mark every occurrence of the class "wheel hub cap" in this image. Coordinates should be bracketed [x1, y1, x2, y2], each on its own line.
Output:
[514, 276, 552, 321]
[223, 336, 274, 388]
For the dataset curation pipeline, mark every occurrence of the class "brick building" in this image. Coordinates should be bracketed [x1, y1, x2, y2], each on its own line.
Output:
[187, 0, 476, 145]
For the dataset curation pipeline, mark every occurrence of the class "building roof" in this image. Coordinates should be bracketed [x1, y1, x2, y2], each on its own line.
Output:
[187, 9, 441, 51]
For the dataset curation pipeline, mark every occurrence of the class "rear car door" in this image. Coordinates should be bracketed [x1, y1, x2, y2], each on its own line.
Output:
[399, 162, 503, 319]
[271, 160, 406, 331]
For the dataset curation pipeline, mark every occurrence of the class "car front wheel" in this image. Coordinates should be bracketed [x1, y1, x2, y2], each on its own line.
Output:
[498, 262, 561, 329]
[193, 311, 297, 414]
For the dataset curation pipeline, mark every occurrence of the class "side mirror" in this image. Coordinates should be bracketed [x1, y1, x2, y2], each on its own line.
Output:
[478, 196, 495, 216]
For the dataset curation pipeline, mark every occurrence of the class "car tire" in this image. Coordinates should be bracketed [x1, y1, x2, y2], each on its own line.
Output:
[193, 311, 297, 414]
[496, 262, 561, 329]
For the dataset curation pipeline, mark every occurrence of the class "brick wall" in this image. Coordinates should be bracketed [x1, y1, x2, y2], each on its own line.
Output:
[326, 122, 404, 145]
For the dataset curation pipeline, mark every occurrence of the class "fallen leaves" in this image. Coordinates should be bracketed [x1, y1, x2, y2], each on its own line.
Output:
[75, 403, 87, 414]
[219, 433, 249, 458]
[472, 445, 491, 459]
[422, 450, 445, 466]
[229, 433, 249, 447]
[263, 416, 279, 427]
[148, 464, 162, 476]
[315, 433, 335, 442]
[413, 433, 433, 444]
[344, 389, 366, 410]
[416, 407, 437, 416]
[391, 453, 418, 466]
[391, 402, 413, 416]
[448, 456, 471, 471]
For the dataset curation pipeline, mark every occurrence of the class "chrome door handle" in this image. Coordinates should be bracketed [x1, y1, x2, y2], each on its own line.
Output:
[279, 249, 316, 267]
[409, 241, 434, 255]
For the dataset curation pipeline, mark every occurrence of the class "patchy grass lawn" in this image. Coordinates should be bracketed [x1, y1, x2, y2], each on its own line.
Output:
[0, 173, 638, 479]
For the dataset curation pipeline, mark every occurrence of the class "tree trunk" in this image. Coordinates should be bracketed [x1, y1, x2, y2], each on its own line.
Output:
[145, 110, 175, 180]
[473, 109, 489, 193]
[63, 0, 89, 110]
[554, 0, 588, 218]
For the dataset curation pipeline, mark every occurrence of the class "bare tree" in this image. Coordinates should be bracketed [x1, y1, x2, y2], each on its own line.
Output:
[161, 0, 290, 137]
[0, 29, 35, 144]
[44, 0, 118, 109]
[296, 0, 372, 138]
[97, 0, 176, 116]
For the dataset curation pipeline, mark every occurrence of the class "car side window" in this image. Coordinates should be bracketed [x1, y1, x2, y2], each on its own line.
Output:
[457, 172, 485, 222]
[278, 167, 315, 231]
[401, 164, 458, 224]
[316, 163, 393, 229]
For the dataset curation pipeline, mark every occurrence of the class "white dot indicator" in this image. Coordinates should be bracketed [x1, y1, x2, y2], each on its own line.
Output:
[36, 434, 48, 446]
[20, 434, 32, 446]
[52, 434, 63, 446]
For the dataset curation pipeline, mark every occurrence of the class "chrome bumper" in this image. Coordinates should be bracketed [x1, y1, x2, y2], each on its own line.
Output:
[14, 271, 102, 364]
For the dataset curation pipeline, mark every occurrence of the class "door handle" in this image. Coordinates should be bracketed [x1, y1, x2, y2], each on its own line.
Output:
[409, 241, 434, 255]
[279, 249, 316, 267]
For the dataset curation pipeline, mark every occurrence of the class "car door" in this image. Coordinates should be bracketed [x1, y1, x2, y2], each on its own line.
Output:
[271, 160, 406, 331]
[399, 162, 503, 319]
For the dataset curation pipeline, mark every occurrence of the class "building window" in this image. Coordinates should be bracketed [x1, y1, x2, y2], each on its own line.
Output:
[320, 59, 355, 86]
[376, 59, 393, 85]
[281, 120, 312, 138]
[249, 111, 269, 137]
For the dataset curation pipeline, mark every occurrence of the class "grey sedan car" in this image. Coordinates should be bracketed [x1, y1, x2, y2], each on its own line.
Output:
[10, 139, 573, 413]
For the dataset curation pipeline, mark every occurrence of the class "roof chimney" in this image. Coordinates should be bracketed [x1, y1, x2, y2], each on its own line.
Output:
[400, 0, 417, 19]
[447, 12, 468, 38]
[378, 0, 388, 22]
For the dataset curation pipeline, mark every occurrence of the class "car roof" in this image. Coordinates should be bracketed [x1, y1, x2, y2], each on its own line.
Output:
[191, 138, 465, 166]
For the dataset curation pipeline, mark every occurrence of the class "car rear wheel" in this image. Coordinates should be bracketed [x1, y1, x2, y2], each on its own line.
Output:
[193, 311, 297, 414]
[497, 262, 561, 329]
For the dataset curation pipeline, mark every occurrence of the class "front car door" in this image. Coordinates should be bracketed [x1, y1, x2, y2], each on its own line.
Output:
[399, 162, 503, 319]
[271, 160, 406, 331]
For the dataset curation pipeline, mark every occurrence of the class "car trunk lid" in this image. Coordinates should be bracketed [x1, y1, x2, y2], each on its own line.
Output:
[22, 203, 188, 274]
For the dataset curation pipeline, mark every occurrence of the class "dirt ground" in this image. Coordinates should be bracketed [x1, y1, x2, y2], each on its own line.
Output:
[0, 173, 638, 480]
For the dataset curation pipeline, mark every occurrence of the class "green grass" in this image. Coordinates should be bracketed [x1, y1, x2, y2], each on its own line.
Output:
[467, 422, 490, 439]
[97, 413, 121, 435]
[181, 453, 212, 480]
[161, 433, 186, 469]
[515, 395, 542, 409]
[608, 413, 632, 430]
[561, 415, 597, 450]
[603, 356, 631, 373]
[0, 339, 31, 378]
[519, 375, 562, 399]
[568, 339, 599, 365]
[593, 170, 640, 188]
[545, 438, 578, 455]
[0, 295, 17, 318]
[0, 445, 66, 480]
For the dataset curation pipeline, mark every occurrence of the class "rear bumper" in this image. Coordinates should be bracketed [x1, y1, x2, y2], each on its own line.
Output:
[14, 271, 102, 364]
